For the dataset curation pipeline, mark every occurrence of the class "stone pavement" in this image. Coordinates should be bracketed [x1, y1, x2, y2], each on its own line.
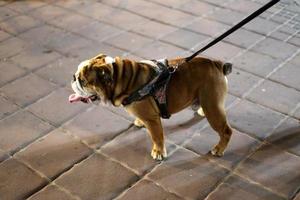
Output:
[0, 0, 300, 199]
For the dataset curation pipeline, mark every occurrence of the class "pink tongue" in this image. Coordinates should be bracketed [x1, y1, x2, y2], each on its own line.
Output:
[69, 93, 85, 103]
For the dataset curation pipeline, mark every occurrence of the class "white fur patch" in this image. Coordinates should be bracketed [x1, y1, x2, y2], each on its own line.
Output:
[139, 60, 157, 67]
[225, 76, 228, 85]
[105, 56, 115, 64]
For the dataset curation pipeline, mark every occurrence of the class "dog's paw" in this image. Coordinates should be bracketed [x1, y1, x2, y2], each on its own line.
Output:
[133, 119, 144, 128]
[151, 147, 167, 161]
[210, 146, 224, 157]
[197, 107, 205, 117]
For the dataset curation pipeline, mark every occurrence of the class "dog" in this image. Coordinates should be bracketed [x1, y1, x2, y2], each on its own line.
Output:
[69, 54, 233, 160]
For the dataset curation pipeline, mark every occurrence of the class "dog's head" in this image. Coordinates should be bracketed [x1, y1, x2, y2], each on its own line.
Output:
[69, 54, 114, 105]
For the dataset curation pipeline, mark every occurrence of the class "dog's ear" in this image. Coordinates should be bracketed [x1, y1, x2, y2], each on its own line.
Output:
[96, 67, 113, 85]
[93, 54, 106, 60]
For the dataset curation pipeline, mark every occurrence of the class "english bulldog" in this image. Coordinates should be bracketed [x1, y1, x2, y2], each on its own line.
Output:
[69, 54, 233, 160]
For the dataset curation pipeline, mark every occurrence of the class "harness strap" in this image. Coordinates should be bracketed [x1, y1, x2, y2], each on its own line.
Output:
[122, 59, 171, 119]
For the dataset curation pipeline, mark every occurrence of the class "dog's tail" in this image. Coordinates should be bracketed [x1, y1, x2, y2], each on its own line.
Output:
[223, 62, 232, 75]
[213, 60, 232, 76]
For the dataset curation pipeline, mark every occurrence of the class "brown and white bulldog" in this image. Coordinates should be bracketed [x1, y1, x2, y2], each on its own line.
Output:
[69, 54, 233, 160]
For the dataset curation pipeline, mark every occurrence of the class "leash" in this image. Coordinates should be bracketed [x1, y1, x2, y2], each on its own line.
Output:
[184, 0, 281, 62]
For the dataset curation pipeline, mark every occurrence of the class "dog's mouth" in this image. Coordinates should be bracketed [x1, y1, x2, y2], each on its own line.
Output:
[69, 93, 99, 104]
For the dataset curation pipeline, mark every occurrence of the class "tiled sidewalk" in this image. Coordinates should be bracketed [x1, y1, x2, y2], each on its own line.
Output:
[0, 0, 300, 199]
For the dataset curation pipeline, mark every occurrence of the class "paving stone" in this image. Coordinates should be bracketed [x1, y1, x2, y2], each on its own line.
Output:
[185, 127, 260, 169]
[0, 7, 18, 22]
[100, 9, 149, 30]
[163, 109, 206, 145]
[123, 0, 196, 27]
[16, 129, 92, 179]
[227, 68, 262, 97]
[0, 29, 11, 42]
[116, 179, 183, 200]
[29, 4, 70, 21]
[270, 62, 300, 91]
[134, 41, 185, 59]
[270, 30, 291, 41]
[202, 0, 227, 6]
[98, 0, 128, 7]
[0, 149, 9, 163]
[105, 32, 153, 52]
[0, 95, 18, 120]
[232, 50, 282, 77]
[35, 56, 79, 86]
[75, 21, 122, 42]
[63, 106, 131, 149]
[132, 20, 177, 39]
[49, 13, 93, 32]
[67, 42, 125, 62]
[206, 174, 285, 200]
[0, 110, 53, 154]
[236, 144, 300, 199]
[224, 28, 263, 48]
[74, 2, 118, 22]
[185, 18, 230, 36]
[227, 100, 285, 140]
[55, 153, 139, 200]
[247, 80, 300, 114]
[161, 28, 208, 49]
[53, 0, 88, 10]
[105, 106, 135, 121]
[202, 41, 244, 61]
[0, 37, 28, 59]
[224, 0, 262, 13]
[101, 128, 159, 175]
[0, 60, 26, 87]
[148, 148, 229, 200]
[45, 33, 93, 55]
[288, 35, 300, 47]
[179, 0, 215, 16]
[0, 158, 47, 200]
[6, 0, 46, 13]
[252, 38, 299, 60]
[11, 45, 60, 70]
[27, 87, 89, 126]
[290, 52, 300, 66]
[28, 184, 76, 200]
[244, 17, 280, 35]
[0, 73, 57, 107]
[0, 15, 42, 35]
[18, 25, 67, 47]
[207, 8, 246, 25]
[267, 117, 300, 156]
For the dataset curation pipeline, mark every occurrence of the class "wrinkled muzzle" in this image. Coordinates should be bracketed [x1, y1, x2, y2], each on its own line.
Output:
[69, 79, 99, 104]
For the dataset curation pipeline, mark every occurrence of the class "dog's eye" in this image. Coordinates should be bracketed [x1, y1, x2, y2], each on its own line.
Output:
[79, 78, 88, 86]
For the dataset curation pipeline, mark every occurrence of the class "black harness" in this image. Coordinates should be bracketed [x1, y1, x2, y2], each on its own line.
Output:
[122, 59, 172, 119]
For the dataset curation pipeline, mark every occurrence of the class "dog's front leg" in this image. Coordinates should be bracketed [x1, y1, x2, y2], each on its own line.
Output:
[142, 118, 167, 161]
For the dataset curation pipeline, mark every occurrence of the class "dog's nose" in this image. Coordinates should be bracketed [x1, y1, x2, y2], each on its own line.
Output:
[73, 75, 76, 81]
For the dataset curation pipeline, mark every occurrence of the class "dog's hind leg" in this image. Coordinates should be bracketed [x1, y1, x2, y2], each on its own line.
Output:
[199, 88, 232, 157]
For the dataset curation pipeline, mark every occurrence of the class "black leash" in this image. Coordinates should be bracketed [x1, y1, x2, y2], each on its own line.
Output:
[185, 0, 281, 62]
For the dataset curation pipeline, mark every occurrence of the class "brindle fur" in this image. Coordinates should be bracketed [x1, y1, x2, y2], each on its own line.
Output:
[76, 54, 233, 160]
